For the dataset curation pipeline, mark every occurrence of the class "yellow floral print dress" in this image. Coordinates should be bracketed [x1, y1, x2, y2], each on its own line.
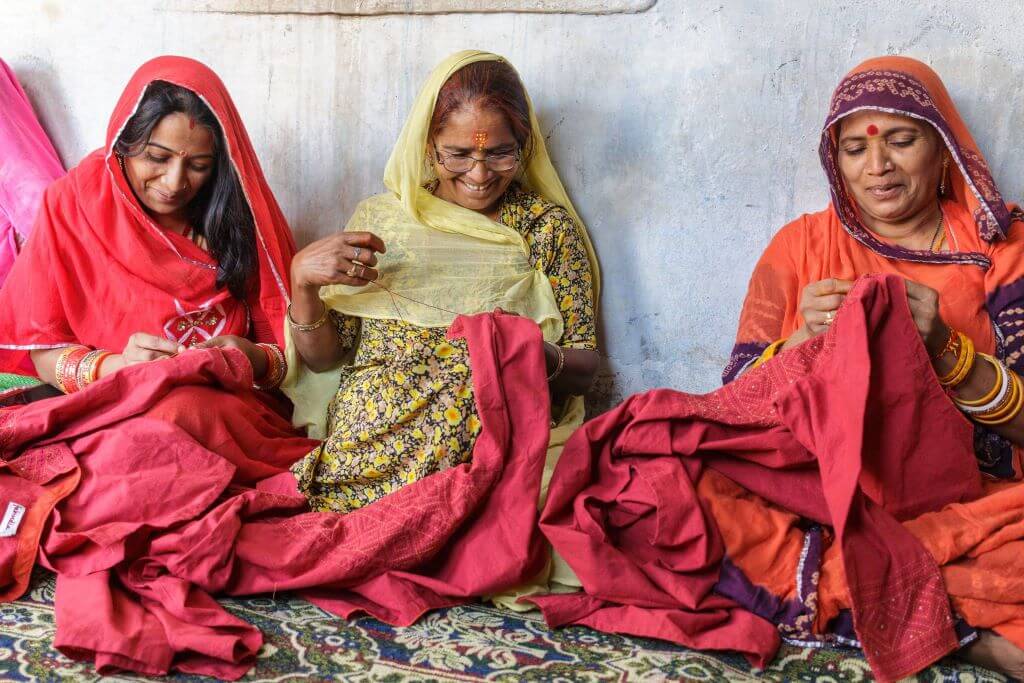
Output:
[292, 184, 596, 513]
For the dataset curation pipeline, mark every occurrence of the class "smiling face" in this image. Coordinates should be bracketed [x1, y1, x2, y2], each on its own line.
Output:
[836, 110, 946, 228]
[429, 103, 521, 217]
[122, 111, 216, 229]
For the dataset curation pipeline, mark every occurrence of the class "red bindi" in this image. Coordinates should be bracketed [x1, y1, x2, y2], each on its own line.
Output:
[866, 124, 879, 136]
[188, 117, 196, 130]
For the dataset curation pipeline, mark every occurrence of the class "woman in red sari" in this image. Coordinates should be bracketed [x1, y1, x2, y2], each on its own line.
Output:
[0, 55, 310, 481]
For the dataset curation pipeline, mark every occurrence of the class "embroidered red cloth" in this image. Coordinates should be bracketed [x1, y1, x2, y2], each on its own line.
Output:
[0, 311, 549, 679]
[534, 274, 983, 682]
[0, 56, 296, 372]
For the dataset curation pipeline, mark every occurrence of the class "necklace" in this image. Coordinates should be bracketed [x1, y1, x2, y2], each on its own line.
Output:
[928, 205, 945, 253]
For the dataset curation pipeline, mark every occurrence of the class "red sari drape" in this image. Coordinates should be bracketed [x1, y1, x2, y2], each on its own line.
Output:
[0, 55, 296, 369]
[0, 55, 315, 662]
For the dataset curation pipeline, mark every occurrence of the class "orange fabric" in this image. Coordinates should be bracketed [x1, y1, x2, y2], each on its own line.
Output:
[708, 474, 1024, 646]
[735, 200, 1024, 354]
[697, 470, 806, 603]
[814, 481, 1024, 645]
[719, 54, 1024, 647]
[733, 54, 1024, 369]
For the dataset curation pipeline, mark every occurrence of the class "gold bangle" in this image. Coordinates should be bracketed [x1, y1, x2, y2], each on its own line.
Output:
[955, 354, 1004, 407]
[938, 332, 975, 388]
[545, 341, 565, 382]
[287, 301, 328, 332]
[76, 350, 101, 391]
[976, 370, 1024, 425]
[751, 339, 787, 369]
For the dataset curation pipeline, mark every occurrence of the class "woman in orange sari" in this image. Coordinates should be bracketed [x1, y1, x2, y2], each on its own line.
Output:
[720, 56, 1024, 675]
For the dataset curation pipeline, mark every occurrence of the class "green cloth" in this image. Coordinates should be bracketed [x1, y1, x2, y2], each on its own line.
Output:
[0, 372, 41, 391]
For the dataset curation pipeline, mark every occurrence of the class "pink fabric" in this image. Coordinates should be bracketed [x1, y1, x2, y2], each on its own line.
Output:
[0, 311, 550, 679]
[534, 275, 983, 682]
[0, 59, 64, 288]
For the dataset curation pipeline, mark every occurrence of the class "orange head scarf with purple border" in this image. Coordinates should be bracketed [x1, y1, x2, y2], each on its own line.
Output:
[727, 56, 1024, 479]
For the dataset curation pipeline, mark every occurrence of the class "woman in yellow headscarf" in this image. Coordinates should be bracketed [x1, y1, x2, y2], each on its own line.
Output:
[283, 51, 600, 517]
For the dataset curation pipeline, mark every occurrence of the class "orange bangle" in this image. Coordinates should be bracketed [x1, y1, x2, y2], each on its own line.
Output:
[55, 345, 90, 394]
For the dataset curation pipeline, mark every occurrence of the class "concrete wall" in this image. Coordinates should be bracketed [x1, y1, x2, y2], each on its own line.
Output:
[4, 0, 1024, 409]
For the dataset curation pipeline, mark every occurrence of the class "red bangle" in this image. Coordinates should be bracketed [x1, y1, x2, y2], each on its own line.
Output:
[55, 345, 91, 394]
[253, 343, 286, 391]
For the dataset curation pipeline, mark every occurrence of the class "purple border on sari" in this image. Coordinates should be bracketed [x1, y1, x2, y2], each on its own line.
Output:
[716, 525, 978, 651]
[722, 341, 768, 384]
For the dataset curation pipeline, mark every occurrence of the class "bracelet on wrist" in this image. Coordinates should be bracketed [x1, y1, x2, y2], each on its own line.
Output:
[545, 341, 565, 382]
[937, 330, 975, 388]
[253, 343, 287, 391]
[287, 301, 329, 332]
[751, 338, 787, 370]
[54, 345, 91, 394]
[931, 326, 957, 360]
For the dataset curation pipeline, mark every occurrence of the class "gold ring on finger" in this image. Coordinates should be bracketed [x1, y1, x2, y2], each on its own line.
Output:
[346, 263, 358, 277]
[824, 310, 835, 325]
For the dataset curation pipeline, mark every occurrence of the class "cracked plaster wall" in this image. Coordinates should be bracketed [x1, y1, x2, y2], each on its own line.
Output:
[4, 0, 1023, 410]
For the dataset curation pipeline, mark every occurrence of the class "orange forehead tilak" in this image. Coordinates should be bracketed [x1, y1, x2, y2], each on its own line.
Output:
[473, 131, 488, 150]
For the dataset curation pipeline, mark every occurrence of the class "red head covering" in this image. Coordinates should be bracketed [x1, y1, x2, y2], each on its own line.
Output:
[0, 56, 295, 371]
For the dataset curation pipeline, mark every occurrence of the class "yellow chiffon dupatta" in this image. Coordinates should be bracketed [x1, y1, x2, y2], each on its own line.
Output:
[283, 50, 600, 440]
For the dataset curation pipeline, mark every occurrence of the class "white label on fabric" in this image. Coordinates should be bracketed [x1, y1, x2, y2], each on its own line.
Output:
[0, 502, 25, 538]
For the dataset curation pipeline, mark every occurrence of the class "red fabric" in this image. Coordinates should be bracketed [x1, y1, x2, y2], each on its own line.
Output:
[0, 56, 296, 372]
[0, 311, 550, 679]
[534, 275, 983, 683]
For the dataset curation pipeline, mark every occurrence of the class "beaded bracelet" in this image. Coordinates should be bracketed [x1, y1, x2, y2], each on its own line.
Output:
[253, 343, 287, 391]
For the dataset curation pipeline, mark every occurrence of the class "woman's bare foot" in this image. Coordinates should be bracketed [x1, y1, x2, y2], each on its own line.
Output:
[960, 630, 1024, 680]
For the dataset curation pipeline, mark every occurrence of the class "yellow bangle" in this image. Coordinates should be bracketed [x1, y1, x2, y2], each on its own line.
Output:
[751, 339, 787, 369]
[938, 332, 975, 388]
[955, 354, 1004, 407]
[977, 370, 1024, 425]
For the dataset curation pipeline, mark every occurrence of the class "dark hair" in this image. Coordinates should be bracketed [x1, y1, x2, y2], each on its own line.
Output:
[114, 80, 257, 299]
[429, 61, 532, 156]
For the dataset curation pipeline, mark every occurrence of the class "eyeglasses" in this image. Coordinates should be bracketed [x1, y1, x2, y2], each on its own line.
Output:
[432, 144, 521, 174]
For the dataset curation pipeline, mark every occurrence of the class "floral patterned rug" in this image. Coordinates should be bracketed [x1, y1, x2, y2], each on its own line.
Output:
[0, 569, 1005, 682]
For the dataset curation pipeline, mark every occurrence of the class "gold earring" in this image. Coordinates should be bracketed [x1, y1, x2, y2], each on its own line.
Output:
[939, 157, 950, 196]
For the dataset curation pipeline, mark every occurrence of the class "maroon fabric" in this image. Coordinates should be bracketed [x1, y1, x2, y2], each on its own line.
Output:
[534, 275, 983, 682]
[0, 311, 550, 679]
